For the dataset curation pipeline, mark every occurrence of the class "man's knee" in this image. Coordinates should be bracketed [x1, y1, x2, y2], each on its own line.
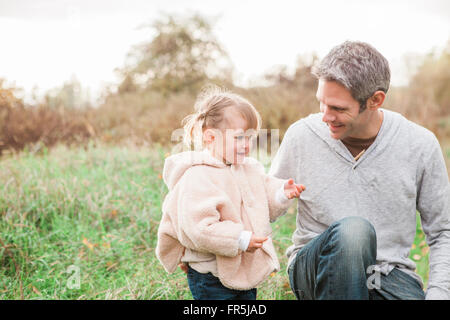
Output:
[329, 216, 377, 251]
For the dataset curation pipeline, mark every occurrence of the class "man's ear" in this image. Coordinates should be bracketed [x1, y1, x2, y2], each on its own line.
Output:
[367, 91, 386, 110]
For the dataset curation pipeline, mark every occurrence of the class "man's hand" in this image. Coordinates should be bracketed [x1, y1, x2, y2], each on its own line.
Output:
[247, 235, 268, 252]
[284, 179, 306, 199]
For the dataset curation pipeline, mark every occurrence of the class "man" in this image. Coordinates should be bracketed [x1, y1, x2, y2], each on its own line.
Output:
[269, 41, 450, 300]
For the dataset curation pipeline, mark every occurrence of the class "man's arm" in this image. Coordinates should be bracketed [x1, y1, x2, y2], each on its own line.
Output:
[417, 134, 450, 300]
[269, 125, 299, 181]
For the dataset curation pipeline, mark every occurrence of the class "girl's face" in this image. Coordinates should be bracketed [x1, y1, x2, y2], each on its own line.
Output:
[205, 109, 256, 165]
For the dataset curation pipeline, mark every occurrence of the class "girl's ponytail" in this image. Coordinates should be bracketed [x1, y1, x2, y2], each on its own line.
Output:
[181, 112, 205, 150]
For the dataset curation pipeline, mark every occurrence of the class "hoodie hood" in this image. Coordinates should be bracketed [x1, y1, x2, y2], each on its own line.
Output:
[162, 150, 227, 190]
[302, 112, 350, 161]
[301, 109, 398, 166]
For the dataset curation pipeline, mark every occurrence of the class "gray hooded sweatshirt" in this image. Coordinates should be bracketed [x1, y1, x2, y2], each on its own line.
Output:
[269, 109, 450, 299]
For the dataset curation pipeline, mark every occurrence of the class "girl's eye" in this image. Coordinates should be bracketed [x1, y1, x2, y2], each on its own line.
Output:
[235, 136, 245, 140]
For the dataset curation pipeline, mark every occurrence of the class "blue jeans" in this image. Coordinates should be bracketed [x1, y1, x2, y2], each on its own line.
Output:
[187, 265, 257, 300]
[288, 216, 425, 300]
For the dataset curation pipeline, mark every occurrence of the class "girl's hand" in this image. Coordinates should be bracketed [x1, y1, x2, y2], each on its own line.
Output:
[246, 234, 268, 252]
[284, 179, 306, 199]
[178, 262, 188, 274]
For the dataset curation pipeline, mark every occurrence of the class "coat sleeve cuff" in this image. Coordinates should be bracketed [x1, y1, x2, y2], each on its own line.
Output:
[275, 183, 290, 204]
[238, 230, 252, 251]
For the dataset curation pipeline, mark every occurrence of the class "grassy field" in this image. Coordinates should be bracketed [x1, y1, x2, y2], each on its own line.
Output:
[0, 144, 436, 299]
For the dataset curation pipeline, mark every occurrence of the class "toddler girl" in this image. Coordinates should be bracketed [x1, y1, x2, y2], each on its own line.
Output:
[156, 87, 305, 300]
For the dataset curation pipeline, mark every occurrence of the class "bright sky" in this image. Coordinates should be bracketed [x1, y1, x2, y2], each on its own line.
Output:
[0, 0, 449, 103]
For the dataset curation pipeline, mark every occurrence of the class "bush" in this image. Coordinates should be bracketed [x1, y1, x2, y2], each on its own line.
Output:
[0, 80, 95, 156]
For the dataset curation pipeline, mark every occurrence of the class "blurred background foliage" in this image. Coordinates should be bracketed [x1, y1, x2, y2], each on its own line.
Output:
[1, 13, 449, 156]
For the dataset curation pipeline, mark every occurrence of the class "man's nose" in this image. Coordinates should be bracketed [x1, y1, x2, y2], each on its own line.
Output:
[321, 105, 335, 123]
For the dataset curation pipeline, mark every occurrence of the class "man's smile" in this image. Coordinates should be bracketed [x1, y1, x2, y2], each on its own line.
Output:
[328, 123, 345, 132]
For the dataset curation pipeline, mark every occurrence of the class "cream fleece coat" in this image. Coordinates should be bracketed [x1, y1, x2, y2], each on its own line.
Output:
[156, 150, 293, 290]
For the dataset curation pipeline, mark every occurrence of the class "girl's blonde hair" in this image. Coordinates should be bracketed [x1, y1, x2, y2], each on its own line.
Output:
[182, 85, 261, 149]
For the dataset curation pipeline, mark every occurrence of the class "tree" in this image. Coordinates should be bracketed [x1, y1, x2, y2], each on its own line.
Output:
[44, 75, 91, 109]
[117, 13, 233, 95]
[409, 41, 450, 117]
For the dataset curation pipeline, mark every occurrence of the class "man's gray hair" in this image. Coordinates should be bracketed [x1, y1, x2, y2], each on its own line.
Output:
[312, 41, 390, 112]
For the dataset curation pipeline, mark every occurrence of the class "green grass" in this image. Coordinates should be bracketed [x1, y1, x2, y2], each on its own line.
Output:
[0, 144, 431, 299]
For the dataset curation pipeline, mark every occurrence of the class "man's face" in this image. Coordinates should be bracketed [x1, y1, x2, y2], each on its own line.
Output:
[316, 80, 369, 140]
